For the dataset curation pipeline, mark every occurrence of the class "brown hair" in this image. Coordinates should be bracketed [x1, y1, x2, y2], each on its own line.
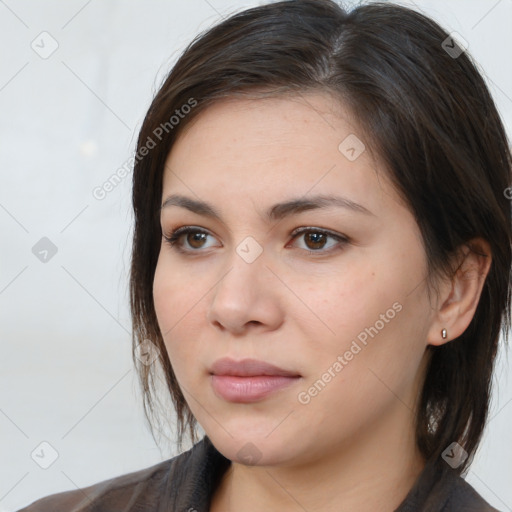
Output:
[129, 0, 512, 473]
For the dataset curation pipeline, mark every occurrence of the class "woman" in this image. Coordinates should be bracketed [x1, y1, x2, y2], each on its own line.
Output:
[18, 0, 511, 510]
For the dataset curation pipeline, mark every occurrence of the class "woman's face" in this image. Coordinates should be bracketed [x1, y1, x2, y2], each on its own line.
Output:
[153, 93, 434, 466]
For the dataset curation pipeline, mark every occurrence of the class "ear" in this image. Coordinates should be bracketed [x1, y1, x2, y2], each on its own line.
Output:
[427, 237, 492, 347]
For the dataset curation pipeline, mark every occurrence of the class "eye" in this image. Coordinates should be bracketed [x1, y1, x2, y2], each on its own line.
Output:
[288, 227, 348, 255]
[162, 226, 349, 256]
[163, 226, 218, 252]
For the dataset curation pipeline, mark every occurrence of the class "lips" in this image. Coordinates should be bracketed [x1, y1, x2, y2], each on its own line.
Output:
[209, 358, 301, 403]
[209, 357, 301, 377]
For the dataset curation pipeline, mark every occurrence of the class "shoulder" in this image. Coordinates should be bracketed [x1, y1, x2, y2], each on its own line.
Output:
[16, 458, 173, 512]
[16, 436, 229, 512]
[397, 459, 502, 512]
[441, 473, 502, 512]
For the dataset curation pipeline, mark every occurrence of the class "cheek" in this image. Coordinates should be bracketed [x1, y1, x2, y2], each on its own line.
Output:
[329, 296, 428, 421]
[293, 259, 384, 355]
[297, 245, 429, 393]
[152, 256, 175, 331]
[153, 256, 187, 361]
[299, 301, 427, 440]
[153, 253, 197, 330]
[152, 254, 208, 380]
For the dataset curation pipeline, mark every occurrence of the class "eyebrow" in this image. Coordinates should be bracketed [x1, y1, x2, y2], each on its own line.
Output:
[160, 193, 375, 221]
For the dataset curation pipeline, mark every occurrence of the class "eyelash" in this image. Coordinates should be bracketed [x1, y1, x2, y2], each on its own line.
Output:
[162, 226, 349, 257]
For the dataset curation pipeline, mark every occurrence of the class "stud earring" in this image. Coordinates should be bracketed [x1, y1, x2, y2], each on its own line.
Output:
[441, 328, 448, 339]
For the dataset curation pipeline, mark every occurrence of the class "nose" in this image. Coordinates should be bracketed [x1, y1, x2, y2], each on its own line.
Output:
[206, 247, 284, 335]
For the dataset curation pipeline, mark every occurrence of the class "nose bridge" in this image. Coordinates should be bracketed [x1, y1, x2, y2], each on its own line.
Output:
[206, 236, 279, 331]
[214, 236, 267, 302]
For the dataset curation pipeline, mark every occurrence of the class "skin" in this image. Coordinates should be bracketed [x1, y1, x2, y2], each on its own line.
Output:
[152, 93, 491, 512]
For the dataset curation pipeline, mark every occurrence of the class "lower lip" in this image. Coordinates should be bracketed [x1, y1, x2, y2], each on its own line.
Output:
[211, 375, 300, 403]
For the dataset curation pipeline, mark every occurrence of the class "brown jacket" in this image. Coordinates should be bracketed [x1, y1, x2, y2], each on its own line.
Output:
[17, 435, 501, 511]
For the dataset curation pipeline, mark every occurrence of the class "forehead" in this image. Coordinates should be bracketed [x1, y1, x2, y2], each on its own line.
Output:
[161, 93, 405, 218]
[167, 92, 361, 160]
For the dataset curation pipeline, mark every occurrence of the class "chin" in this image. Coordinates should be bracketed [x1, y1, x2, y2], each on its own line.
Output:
[207, 429, 294, 467]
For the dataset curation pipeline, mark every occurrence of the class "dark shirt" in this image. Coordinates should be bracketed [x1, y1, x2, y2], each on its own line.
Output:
[17, 435, 500, 511]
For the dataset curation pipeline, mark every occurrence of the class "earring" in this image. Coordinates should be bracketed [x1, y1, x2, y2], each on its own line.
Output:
[441, 328, 448, 339]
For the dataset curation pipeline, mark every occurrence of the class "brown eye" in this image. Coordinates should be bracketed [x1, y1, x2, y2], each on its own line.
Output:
[186, 231, 208, 249]
[303, 232, 328, 250]
[163, 227, 218, 252]
[289, 228, 348, 255]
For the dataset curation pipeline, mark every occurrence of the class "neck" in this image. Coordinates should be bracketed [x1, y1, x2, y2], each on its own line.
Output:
[210, 402, 425, 512]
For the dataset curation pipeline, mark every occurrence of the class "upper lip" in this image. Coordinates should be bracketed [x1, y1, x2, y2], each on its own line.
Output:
[210, 357, 301, 377]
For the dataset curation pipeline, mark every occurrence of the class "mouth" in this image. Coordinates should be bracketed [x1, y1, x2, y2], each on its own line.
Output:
[209, 357, 301, 403]
[209, 357, 301, 378]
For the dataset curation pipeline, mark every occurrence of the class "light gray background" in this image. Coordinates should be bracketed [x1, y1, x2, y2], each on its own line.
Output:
[0, 1, 511, 511]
